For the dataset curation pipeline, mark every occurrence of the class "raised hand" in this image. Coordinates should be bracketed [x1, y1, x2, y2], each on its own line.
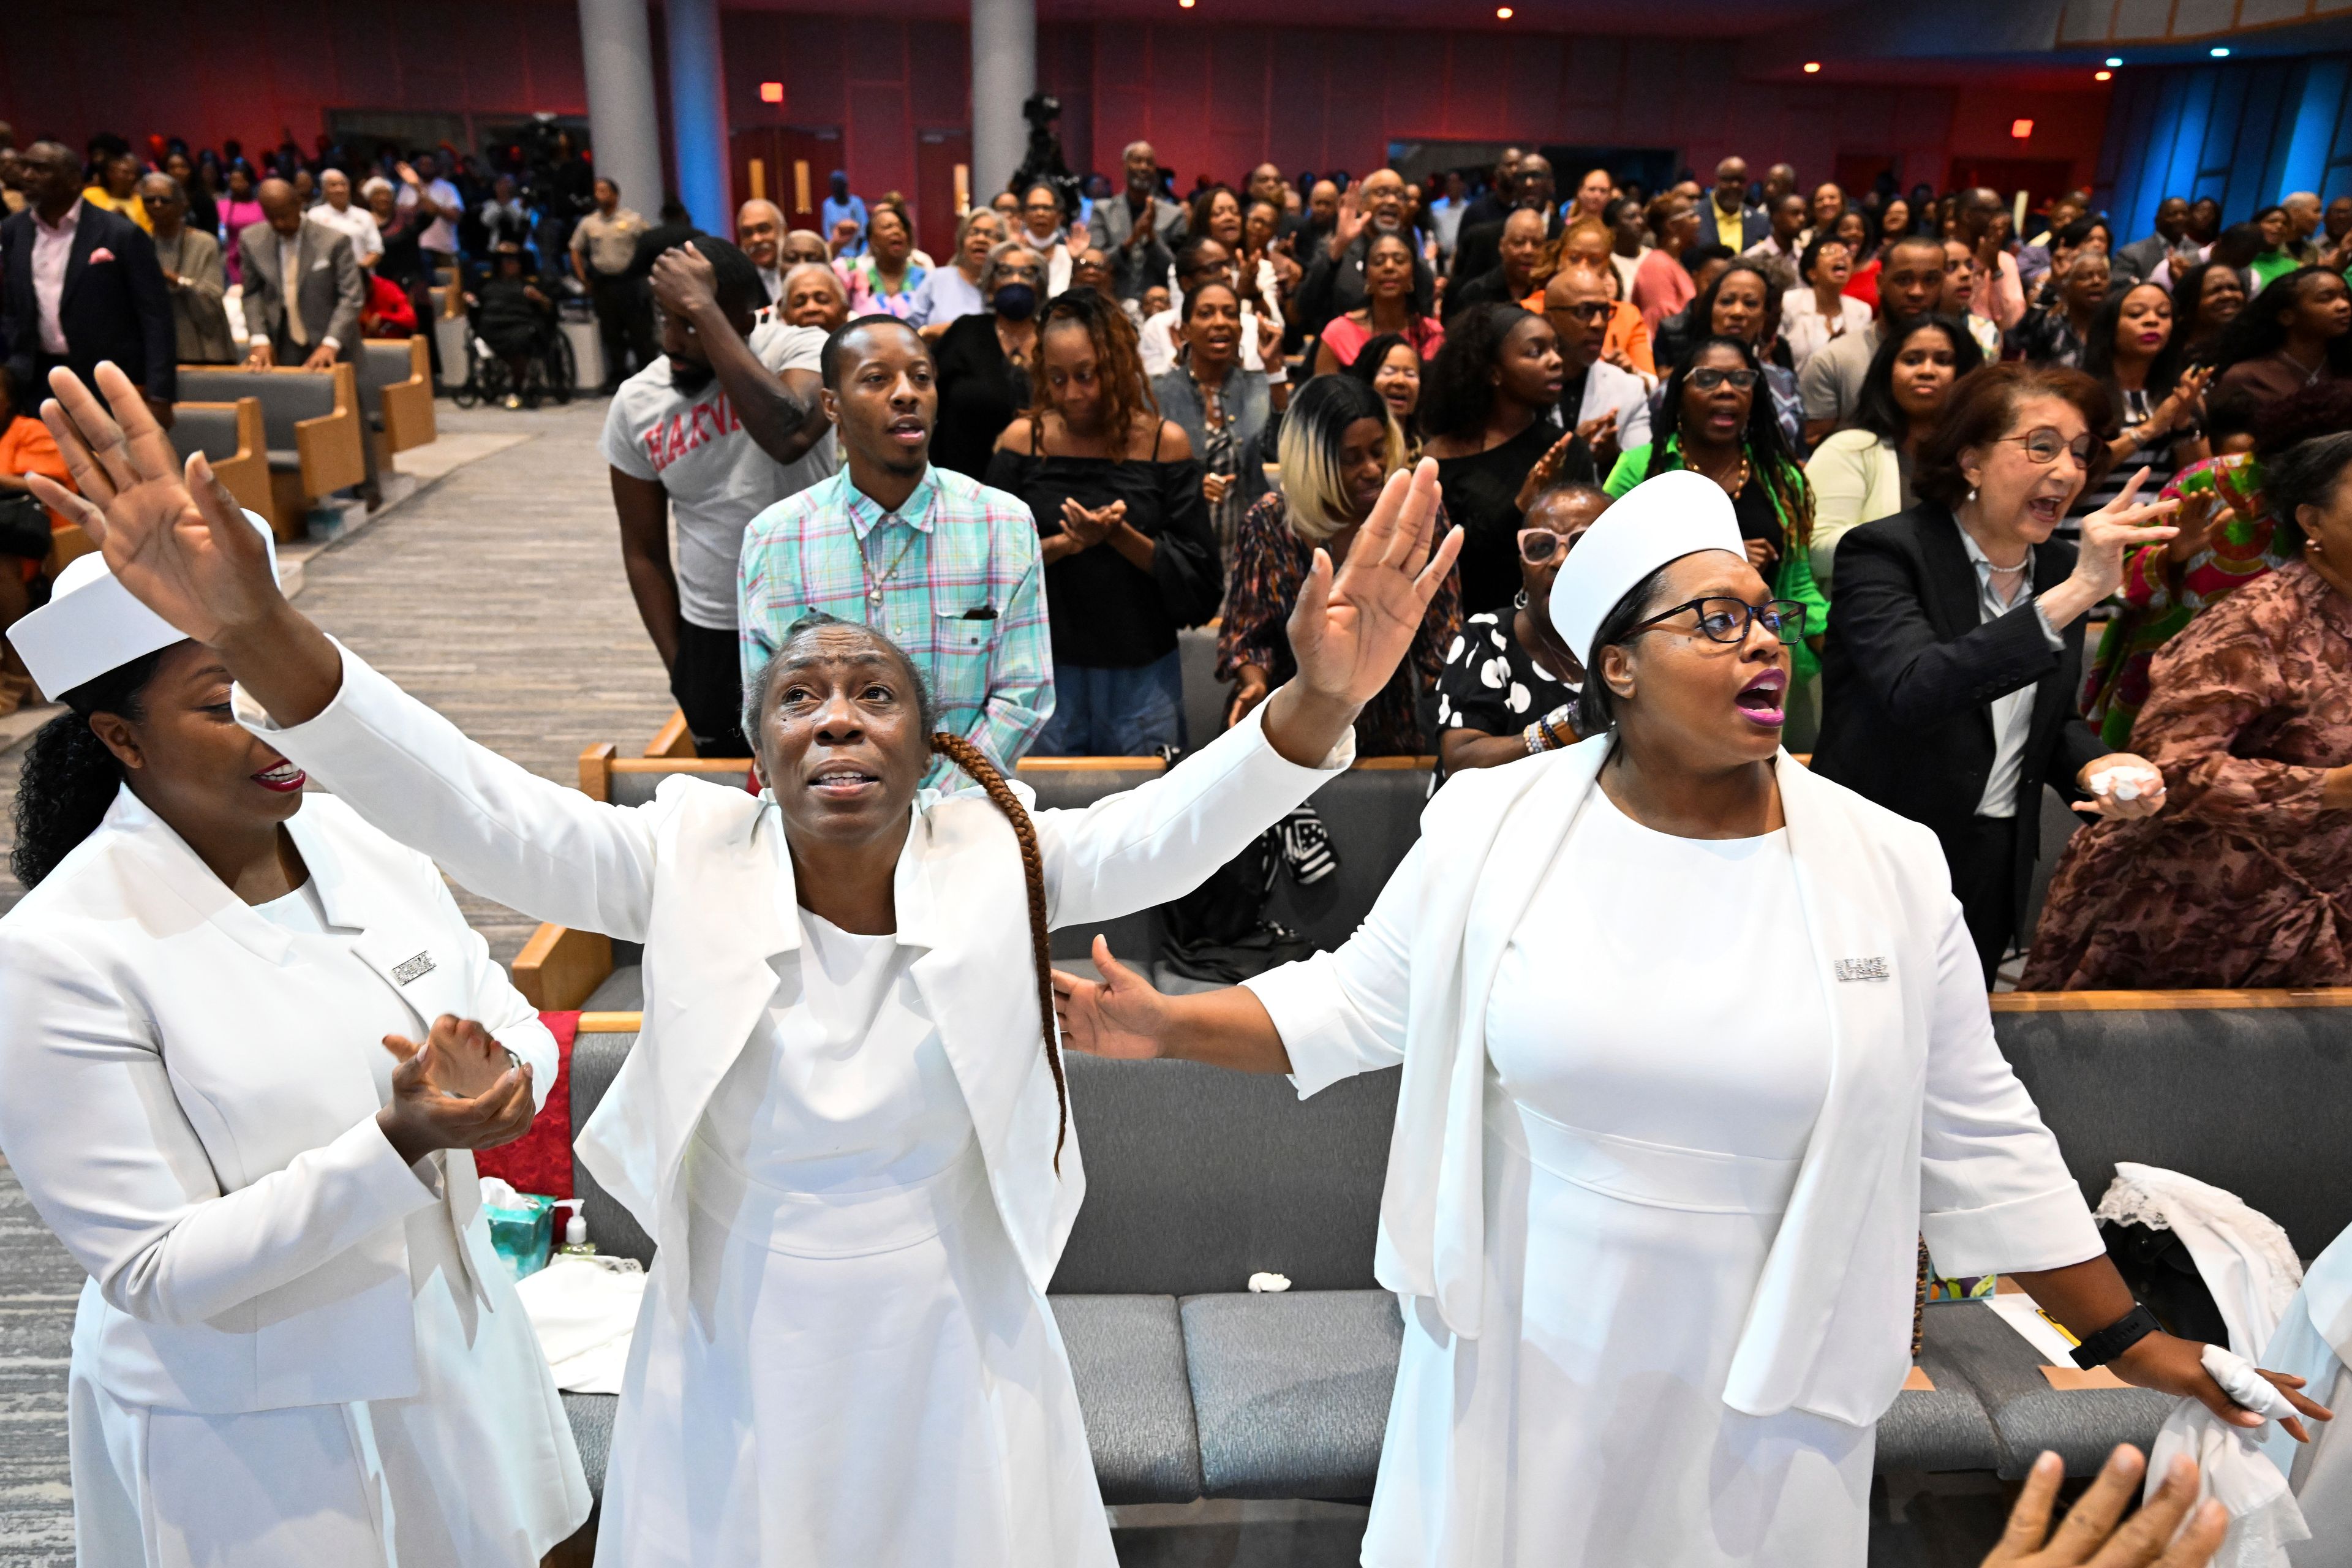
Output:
[2163, 489, 2218, 566]
[1050, 938, 1173, 1060]
[1513, 428, 1583, 514]
[1283, 457, 1461, 715]
[29, 363, 285, 646]
[1329, 189, 1370, 261]
[375, 1014, 537, 1167]
[2067, 467, 2179, 604]
[1981, 1447, 2223, 1568]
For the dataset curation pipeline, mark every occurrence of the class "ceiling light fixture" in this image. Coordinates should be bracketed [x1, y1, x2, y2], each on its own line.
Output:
[1803, 61, 1822, 74]
[1496, 6, 1513, 17]
[2105, 56, 2123, 67]
[2095, 69, 2113, 81]
[2211, 46, 2231, 57]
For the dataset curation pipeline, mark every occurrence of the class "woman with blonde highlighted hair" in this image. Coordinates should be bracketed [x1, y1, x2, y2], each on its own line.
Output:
[1218, 374, 1460, 753]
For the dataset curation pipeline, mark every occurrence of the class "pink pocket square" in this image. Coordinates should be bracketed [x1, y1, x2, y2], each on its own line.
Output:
[89, 247, 116, 264]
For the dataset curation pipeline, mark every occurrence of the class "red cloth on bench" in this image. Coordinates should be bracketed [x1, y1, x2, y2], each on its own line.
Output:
[472, 1011, 576, 1200]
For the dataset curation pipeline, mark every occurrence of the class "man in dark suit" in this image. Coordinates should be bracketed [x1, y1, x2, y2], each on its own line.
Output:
[2111, 195, 2191, 285]
[1085, 140, 1185, 304]
[1, 140, 175, 423]
[1294, 167, 1436, 338]
[1449, 155, 1564, 291]
[1811, 385, 2169, 979]
[238, 178, 364, 369]
[1701, 156, 1770, 254]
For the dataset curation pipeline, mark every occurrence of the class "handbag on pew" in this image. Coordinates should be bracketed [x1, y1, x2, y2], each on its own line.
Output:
[1155, 746, 1324, 984]
[0, 492, 54, 563]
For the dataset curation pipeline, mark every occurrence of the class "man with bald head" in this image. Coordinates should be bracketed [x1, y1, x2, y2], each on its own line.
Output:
[238, 176, 363, 369]
[1297, 165, 1434, 336]
[1450, 154, 1562, 290]
[1706, 156, 1766, 251]
[1762, 164, 1798, 209]
[2, 140, 176, 421]
[1447, 207, 1548, 323]
[1085, 138, 1184, 301]
[737, 197, 787, 303]
[1542, 262, 1651, 467]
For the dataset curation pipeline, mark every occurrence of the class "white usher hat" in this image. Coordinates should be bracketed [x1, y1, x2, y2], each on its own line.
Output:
[1550, 469, 1745, 667]
[7, 510, 277, 700]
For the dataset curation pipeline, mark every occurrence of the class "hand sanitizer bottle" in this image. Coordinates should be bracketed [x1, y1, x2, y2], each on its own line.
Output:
[556, 1198, 597, 1257]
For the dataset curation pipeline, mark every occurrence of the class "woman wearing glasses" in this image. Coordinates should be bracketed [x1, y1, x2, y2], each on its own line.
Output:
[1053, 469, 2313, 1568]
[1812, 364, 2177, 981]
[1605, 337, 1828, 744]
[1430, 480, 1605, 783]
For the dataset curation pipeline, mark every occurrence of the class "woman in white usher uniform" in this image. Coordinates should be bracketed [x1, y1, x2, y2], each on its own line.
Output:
[29, 361, 1460, 1568]
[1052, 469, 2326, 1568]
[0, 500, 587, 1566]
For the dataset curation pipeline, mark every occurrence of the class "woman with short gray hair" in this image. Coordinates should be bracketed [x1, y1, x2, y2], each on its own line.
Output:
[907, 208, 1005, 335]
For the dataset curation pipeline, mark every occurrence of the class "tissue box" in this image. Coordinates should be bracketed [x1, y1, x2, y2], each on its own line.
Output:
[1926, 1273, 1999, 1304]
[485, 1193, 556, 1281]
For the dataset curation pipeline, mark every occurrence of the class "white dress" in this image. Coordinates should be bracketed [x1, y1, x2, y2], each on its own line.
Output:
[1341, 791, 1873, 1567]
[597, 908, 1114, 1567]
[69, 880, 587, 1568]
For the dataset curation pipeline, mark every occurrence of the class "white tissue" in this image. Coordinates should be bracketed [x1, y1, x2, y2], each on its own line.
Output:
[478, 1175, 522, 1211]
[2143, 1346, 2311, 1568]
[2088, 765, 2162, 802]
[1247, 1272, 1291, 1293]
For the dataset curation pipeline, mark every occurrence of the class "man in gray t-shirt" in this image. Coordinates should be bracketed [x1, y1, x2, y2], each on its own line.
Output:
[601, 237, 836, 754]
[1796, 235, 1955, 449]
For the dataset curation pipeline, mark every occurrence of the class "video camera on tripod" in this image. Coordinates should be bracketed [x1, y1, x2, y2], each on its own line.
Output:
[1009, 95, 1082, 230]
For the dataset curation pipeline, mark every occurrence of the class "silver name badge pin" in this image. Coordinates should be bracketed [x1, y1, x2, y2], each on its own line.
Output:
[1833, 957, 1890, 983]
[391, 952, 437, 986]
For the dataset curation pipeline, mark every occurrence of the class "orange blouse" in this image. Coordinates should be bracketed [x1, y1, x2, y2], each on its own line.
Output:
[1, 413, 77, 534]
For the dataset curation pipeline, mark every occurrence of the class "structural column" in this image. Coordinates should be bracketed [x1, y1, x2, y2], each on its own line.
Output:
[971, 0, 1038, 206]
[665, 0, 733, 236]
[577, 0, 665, 228]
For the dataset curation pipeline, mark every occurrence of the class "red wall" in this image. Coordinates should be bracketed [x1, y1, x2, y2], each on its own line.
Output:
[2, 3, 2104, 208]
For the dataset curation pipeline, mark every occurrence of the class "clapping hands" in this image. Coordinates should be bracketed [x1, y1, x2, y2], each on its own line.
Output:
[1060, 497, 1123, 548]
[375, 1015, 537, 1167]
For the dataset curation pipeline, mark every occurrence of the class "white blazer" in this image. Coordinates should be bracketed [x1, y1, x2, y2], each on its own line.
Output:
[0, 788, 558, 1415]
[1249, 735, 2103, 1426]
[236, 644, 1352, 1300]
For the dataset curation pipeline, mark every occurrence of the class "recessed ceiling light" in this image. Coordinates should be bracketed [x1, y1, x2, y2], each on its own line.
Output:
[1803, 61, 1822, 74]
[1495, 6, 1513, 16]
[2095, 69, 2113, 81]
[2211, 46, 2231, 57]
[2105, 56, 2123, 67]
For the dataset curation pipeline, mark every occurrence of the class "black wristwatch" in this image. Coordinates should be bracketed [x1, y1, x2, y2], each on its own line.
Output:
[2070, 1303, 2162, 1369]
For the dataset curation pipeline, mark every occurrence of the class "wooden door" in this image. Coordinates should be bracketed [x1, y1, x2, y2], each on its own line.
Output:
[731, 126, 846, 233]
[914, 130, 974, 262]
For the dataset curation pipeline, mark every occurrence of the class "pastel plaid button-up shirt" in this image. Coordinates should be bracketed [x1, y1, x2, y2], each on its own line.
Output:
[737, 464, 1054, 787]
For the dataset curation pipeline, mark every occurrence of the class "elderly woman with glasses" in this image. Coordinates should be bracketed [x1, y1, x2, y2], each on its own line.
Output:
[1813, 364, 2180, 980]
[1430, 480, 1607, 783]
[1052, 467, 2313, 1568]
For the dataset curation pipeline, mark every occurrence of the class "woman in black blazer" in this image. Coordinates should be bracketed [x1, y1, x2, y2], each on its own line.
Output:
[1812, 364, 2177, 980]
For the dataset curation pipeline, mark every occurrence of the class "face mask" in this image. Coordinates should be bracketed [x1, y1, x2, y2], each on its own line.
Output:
[994, 283, 1038, 322]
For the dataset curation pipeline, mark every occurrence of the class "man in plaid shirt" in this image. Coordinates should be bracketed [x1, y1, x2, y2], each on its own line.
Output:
[737, 315, 1053, 787]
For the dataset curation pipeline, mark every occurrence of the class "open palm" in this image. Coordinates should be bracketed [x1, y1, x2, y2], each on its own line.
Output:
[27, 362, 282, 646]
[1286, 458, 1460, 711]
[1050, 938, 1172, 1060]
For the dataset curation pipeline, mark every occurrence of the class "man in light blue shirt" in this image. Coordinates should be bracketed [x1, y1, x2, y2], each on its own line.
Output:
[821, 170, 867, 259]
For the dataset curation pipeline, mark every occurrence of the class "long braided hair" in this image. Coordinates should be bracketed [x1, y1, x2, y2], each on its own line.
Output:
[748, 617, 1068, 1169]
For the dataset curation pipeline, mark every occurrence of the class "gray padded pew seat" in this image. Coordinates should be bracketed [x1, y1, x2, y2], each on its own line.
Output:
[175, 366, 344, 480]
[1964, 994, 2352, 1473]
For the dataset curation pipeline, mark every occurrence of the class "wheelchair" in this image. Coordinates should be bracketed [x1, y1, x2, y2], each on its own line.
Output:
[450, 257, 577, 410]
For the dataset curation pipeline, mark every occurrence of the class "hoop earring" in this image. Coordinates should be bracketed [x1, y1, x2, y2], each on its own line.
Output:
[1514, 588, 1529, 609]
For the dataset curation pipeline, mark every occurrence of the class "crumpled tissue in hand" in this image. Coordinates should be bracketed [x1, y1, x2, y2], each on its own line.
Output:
[2144, 1344, 2309, 1568]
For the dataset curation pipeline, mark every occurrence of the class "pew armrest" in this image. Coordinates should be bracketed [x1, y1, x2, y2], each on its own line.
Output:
[512, 922, 614, 1011]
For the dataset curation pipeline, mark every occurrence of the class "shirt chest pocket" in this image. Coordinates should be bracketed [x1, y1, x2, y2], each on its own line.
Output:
[935, 603, 996, 654]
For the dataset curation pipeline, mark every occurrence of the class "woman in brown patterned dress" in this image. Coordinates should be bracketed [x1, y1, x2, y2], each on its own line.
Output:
[2024, 431, 2352, 989]
[1218, 375, 1461, 755]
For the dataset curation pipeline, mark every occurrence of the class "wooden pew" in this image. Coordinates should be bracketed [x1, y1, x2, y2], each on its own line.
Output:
[165, 397, 273, 527]
[357, 337, 435, 467]
[174, 364, 368, 540]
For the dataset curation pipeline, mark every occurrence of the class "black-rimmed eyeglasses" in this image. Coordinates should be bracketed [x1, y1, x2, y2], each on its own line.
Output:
[1630, 596, 1808, 644]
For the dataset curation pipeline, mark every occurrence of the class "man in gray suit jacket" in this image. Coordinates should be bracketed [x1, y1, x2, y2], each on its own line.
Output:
[238, 178, 363, 369]
[1085, 140, 1185, 303]
[139, 173, 235, 363]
